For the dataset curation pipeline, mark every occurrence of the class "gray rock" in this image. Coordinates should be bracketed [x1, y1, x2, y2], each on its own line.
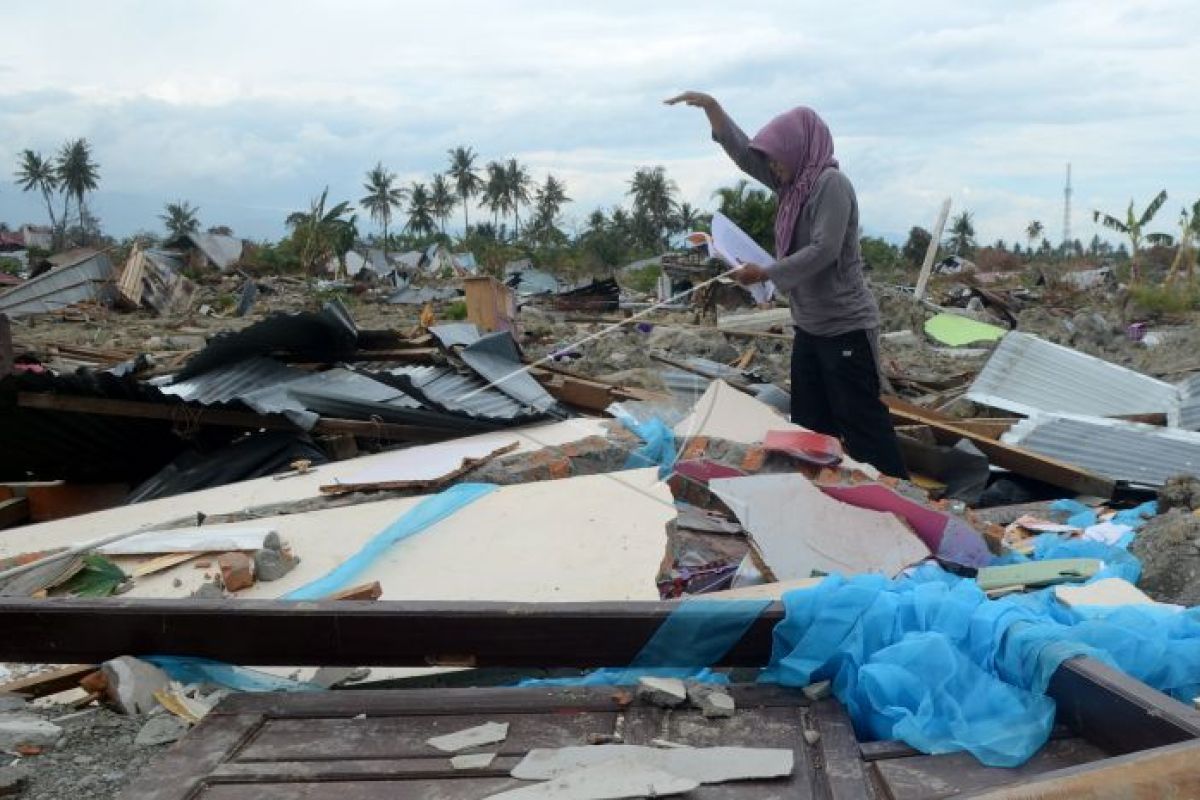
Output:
[189, 582, 225, 600]
[0, 713, 63, 751]
[263, 532, 283, 551]
[253, 548, 297, 582]
[101, 656, 170, 715]
[135, 714, 190, 747]
[636, 677, 687, 708]
[686, 685, 735, 719]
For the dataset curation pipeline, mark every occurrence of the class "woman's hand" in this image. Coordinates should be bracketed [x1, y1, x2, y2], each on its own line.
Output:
[733, 262, 770, 285]
[664, 91, 717, 110]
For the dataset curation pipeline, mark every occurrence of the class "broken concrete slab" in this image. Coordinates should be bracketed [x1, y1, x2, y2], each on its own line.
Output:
[686, 685, 735, 718]
[311, 667, 370, 689]
[427, 721, 509, 753]
[0, 713, 63, 751]
[0, 764, 30, 797]
[451, 752, 497, 770]
[101, 656, 170, 715]
[494, 758, 698, 800]
[511, 745, 794, 785]
[0, 694, 26, 713]
[134, 713, 190, 746]
[636, 676, 687, 707]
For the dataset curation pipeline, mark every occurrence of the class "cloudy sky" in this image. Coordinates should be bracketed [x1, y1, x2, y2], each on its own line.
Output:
[1, 1, 1197, 246]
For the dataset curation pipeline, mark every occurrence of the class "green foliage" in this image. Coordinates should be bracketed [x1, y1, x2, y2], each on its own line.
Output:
[902, 226, 932, 266]
[444, 300, 468, 320]
[243, 238, 303, 275]
[0, 257, 22, 276]
[624, 263, 663, 293]
[58, 555, 126, 597]
[286, 187, 356, 275]
[1129, 283, 1200, 317]
[360, 162, 405, 251]
[160, 200, 201, 238]
[859, 236, 902, 272]
[946, 211, 976, 256]
[713, 180, 775, 251]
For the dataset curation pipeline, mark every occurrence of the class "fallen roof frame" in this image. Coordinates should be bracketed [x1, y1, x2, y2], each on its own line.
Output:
[0, 599, 1198, 755]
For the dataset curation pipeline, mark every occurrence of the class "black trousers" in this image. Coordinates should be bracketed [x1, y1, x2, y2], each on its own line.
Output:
[790, 327, 910, 479]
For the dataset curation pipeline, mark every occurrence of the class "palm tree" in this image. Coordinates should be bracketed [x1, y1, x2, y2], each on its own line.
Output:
[286, 187, 355, 275]
[429, 174, 458, 235]
[1093, 190, 1170, 284]
[482, 161, 509, 229]
[447, 146, 484, 234]
[1025, 220, 1044, 253]
[404, 182, 437, 238]
[14, 150, 60, 243]
[160, 201, 201, 238]
[528, 174, 572, 244]
[55, 138, 100, 242]
[1165, 200, 1200, 285]
[946, 211, 976, 256]
[360, 162, 405, 257]
[627, 166, 679, 248]
[504, 159, 533, 239]
[675, 202, 702, 232]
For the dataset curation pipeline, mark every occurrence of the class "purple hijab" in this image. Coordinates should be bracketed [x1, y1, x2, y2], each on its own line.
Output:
[749, 106, 838, 259]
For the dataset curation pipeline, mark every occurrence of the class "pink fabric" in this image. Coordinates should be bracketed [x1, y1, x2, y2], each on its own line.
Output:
[749, 106, 838, 258]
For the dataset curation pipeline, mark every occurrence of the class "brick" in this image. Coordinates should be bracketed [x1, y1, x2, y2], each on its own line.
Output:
[216, 552, 255, 592]
[739, 447, 767, 473]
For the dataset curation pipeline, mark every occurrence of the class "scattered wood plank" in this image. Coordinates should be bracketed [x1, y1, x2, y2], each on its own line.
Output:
[883, 395, 1115, 498]
[319, 441, 519, 495]
[324, 582, 383, 601]
[130, 552, 205, 578]
[16, 392, 460, 443]
[0, 664, 97, 698]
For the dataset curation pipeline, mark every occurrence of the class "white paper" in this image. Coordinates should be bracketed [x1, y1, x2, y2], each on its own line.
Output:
[691, 212, 776, 304]
[1082, 522, 1133, 546]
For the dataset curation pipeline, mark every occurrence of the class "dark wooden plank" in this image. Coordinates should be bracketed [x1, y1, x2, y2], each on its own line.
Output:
[0, 496, 29, 530]
[959, 737, 1200, 799]
[216, 684, 810, 718]
[200, 777, 519, 800]
[16, 392, 457, 443]
[0, 597, 782, 667]
[212, 756, 522, 782]
[115, 713, 264, 800]
[883, 395, 1115, 498]
[810, 698, 873, 800]
[235, 711, 619, 761]
[1047, 656, 1200, 754]
[872, 738, 1107, 800]
[860, 726, 1076, 763]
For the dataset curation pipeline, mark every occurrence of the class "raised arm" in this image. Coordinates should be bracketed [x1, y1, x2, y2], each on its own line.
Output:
[665, 91, 778, 191]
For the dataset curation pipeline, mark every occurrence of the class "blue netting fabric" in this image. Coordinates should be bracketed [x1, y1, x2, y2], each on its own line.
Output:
[762, 564, 1200, 767]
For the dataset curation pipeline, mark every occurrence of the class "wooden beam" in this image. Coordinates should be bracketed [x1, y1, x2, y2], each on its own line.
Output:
[883, 395, 1115, 498]
[963, 737, 1200, 799]
[1047, 656, 1200, 754]
[0, 496, 29, 530]
[16, 392, 458, 443]
[914, 197, 952, 302]
[0, 597, 780, 668]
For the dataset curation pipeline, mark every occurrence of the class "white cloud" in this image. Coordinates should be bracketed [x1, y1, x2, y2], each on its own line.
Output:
[0, 0, 1197, 245]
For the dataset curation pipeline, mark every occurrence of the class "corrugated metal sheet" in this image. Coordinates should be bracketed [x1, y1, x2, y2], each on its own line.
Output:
[0, 252, 115, 318]
[158, 357, 318, 429]
[429, 323, 482, 349]
[1177, 373, 1200, 431]
[187, 232, 243, 270]
[460, 332, 560, 415]
[966, 332, 1179, 420]
[1005, 413, 1200, 489]
[376, 364, 541, 421]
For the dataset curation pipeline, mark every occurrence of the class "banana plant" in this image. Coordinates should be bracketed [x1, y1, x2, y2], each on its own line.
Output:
[1093, 190, 1171, 284]
[1165, 200, 1200, 285]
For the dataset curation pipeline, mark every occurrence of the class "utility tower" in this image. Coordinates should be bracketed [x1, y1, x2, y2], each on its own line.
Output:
[1062, 162, 1072, 249]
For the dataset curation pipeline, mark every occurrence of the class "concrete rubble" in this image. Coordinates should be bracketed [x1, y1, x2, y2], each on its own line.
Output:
[3, 240, 1200, 797]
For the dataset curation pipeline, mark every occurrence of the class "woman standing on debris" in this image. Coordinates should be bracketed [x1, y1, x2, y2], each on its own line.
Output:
[666, 91, 908, 478]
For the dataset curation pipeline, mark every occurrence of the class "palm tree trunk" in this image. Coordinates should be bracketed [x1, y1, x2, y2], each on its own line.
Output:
[461, 192, 469, 235]
[383, 218, 389, 260]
